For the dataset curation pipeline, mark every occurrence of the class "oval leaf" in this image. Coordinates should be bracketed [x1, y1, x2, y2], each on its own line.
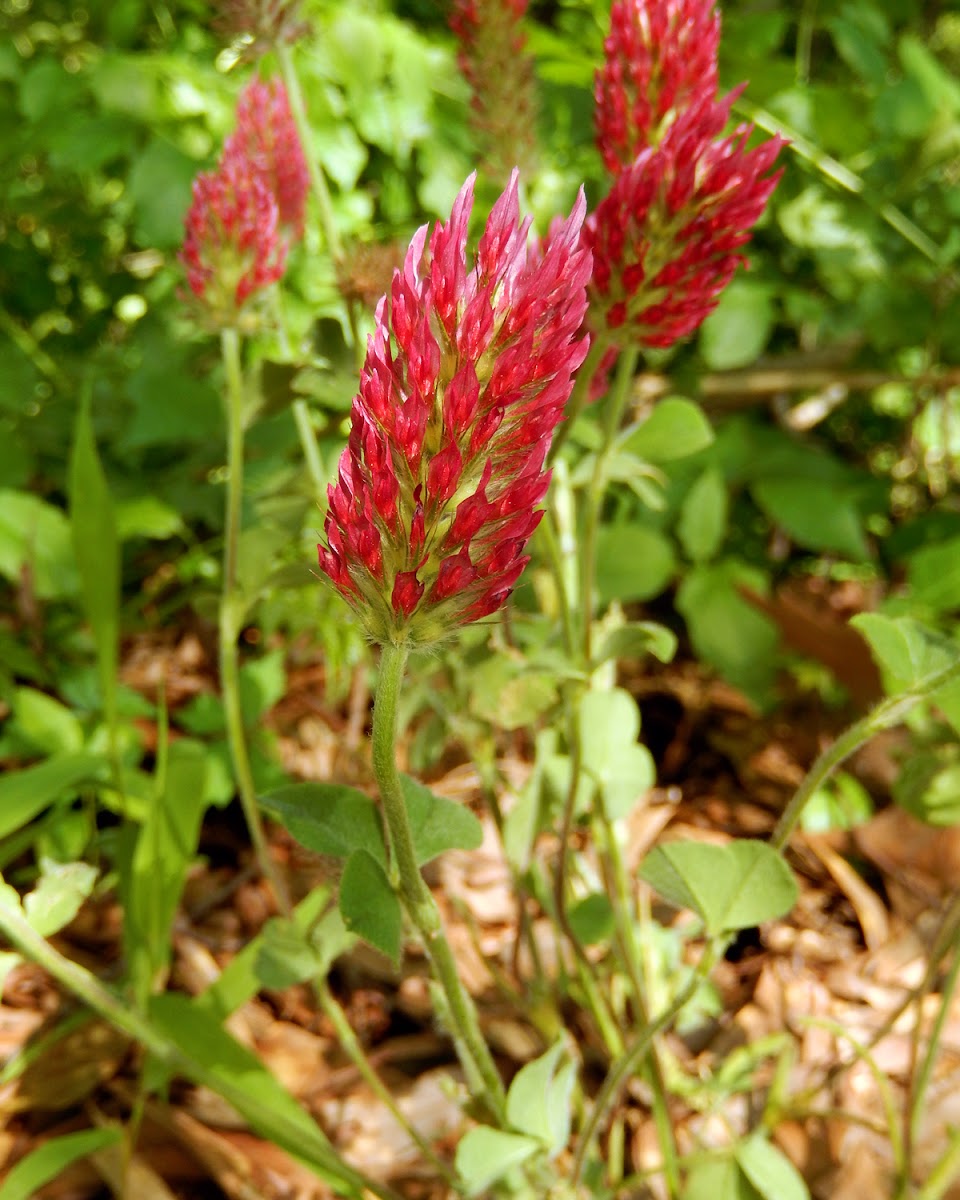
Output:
[400, 775, 484, 864]
[454, 1127, 541, 1197]
[640, 839, 798, 935]
[261, 783, 386, 866]
[339, 849, 402, 966]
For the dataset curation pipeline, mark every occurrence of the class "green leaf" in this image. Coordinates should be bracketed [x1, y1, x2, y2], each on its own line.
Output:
[0, 1128, 121, 1200]
[596, 524, 676, 604]
[261, 783, 387, 866]
[69, 395, 119, 727]
[907, 536, 960, 613]
[454, 1127, 541, 1197]
[506, 1040, 577, 1154]
[148, 993, 365, 1194]
[699, 280, 775, 370]
[124, 739, 208, 1005]
[239, 649, 287, 723]
[400, 775, 484, 864]
[126, 137, 198, 248]
[339, 850, 402, 965]
[579, 689, 655, 819]
[0, 753, 107, 840]
[683, 1155, 746, 1200]
[640, 840, 798, 936]
[8, 688, 84, 756]
[736, 1133, 810, 1200]
[852, 614, 960, 737]
[752, 478, 869, 559]
[0, 490, 78, 600]
[23, 860, 98, 938]
[256, 905, 355, 989]
[678, 467, 728, 563]
[676, 562, 780, 707]
[620, 398, 714, 462]
[593, 621, 678, 668]
[567, 893, 615, 945]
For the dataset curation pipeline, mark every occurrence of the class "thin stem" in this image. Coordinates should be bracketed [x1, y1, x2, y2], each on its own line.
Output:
[573, 940, 722, 1183]
[547, 338, 609, 467]
[0, 896, 392, 1200]
[771, 653, 960, 852]
[292, 398, 326, 498]
[219, 328, 291, 913]
[580, 347, 640, 662]
[372, 643, 507, 1123]
[277, 43, 362, 361]
[315, 978, 457, 1183]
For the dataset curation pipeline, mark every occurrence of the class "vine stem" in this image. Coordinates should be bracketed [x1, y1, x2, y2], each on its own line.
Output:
[372, 643, 507, 1124]
[219, 328, 291, 913]
[0, 893, 394, 1200]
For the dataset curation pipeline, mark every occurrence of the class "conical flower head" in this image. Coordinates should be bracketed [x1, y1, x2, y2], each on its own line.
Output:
[179, 151, 287, 328]
[585, 91, 783, 348]
[318, 171, 592, 648]
[595, 0, 721, 173]
[224, 77, 309, 237]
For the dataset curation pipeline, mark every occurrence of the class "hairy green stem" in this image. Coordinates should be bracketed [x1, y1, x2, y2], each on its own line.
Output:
[372, 643, 507, 1123]
[0, 895, 391, 1200]
[580, 347, 640, 662]
[573, 941, 722, 1182]
[219, 329, 290, 912]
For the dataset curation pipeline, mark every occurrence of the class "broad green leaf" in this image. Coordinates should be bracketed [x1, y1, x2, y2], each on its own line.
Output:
[852, 614, 960, 737]
[506, 1040, 577, 1154]
[195, 888, 331, 1023]
[620, 398, 714, 462]
[736, 1133, 810, 1200]
[593, 621, 678, 668]
[239, 649, 287, 723]
[640, 839, 798, 935]
[678, 467, 728, 564]
[261, 783, 387, 866]
[579, 689, 655, 818]
[454, 1127, 541, 1197]
[752, 478, 869, 559]
[255, 907, 354, 989]
[568, 893, 615, 945]
[148, 994, 365, 1194]
[69, 396, 119, 727]
[682, 1155, 745, 1200]
[24, 860, 98, 938]
[0, 753, 107, 840]
[8, 688, 84, 756]
[125, 739, 208, 1005]
[596, 524, 676, 604]
[0, 1128, 121, 1200]
[894, 754, 960, 827]
[906, 536, 960, 613]
[677, 562, 779, 707]
[699, 280, 775, 370]
[339, 850, 402, 965]
[0, 489, 78, 599]
[400, 775, 484, 863]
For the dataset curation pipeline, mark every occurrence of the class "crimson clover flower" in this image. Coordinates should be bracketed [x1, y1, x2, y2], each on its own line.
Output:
[595, 0, 720, 173]
[224, 77, 309, 237]
[180, 150, 287, 327]
[317, 171, 591, 648]
[450, 0, 539, 183]
[584, 91, 783, 348]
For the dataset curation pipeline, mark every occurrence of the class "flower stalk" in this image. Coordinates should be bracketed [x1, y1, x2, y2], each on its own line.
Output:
[219, 328, 290, 912]
[372, 643, 507, 1123]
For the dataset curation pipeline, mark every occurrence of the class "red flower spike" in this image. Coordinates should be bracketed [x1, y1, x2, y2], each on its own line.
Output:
[595, 0, 720, 173]
[450, 0, 539, 184]
[318, 170, 592, 648]
[179, 151, 287, 326]
[585, 92, 783, 349]
[224, 77, 310, 237]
